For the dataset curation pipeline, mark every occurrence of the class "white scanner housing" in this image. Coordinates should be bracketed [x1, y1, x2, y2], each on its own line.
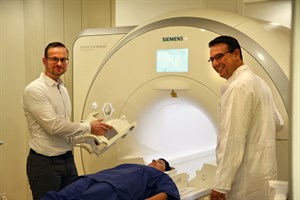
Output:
[72, 8, 290, 199]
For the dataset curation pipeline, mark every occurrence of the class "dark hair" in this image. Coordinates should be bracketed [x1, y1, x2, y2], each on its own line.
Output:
[208, 35, 243, 60]
[159, 158, 172, 171]
[44, 42, 69, 58]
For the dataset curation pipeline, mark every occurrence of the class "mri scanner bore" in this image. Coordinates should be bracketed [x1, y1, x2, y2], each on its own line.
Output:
[73, 8, 290, 200]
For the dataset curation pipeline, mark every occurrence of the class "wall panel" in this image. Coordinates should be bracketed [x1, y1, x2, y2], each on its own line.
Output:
[64, 0, 83, 105]
[0, 0, 114, 199]
[0, 0, 27, 199]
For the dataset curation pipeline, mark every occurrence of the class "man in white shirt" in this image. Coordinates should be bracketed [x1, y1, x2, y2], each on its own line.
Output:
[23, 42, 112, 200]
[208, 36, 284, 200]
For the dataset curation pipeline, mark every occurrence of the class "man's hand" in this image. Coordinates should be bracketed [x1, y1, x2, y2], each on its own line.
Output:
[210, 189, 226, 200]
[90, 119, 112, 136]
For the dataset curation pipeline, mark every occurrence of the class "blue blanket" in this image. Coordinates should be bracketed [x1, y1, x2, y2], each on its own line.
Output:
[42, 163, 180, 200]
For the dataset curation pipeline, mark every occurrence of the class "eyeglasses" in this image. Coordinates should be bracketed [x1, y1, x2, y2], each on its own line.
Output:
[47, 57, 69, 64]
[208, 51, 231, 63]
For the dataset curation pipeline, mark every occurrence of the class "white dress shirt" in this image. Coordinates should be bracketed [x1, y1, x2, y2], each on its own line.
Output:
[23, 73, 91, 156]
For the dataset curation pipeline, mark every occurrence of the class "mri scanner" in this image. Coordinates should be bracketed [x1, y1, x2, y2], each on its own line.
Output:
[72, 8, 290, 199]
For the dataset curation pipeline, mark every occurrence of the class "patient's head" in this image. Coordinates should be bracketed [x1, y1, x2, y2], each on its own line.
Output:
[148, 158, 172, 172]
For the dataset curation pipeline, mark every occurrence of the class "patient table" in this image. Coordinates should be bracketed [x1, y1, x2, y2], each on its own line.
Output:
[167, 163, 216, 200]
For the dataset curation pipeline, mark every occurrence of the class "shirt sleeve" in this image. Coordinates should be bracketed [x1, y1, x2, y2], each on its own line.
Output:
[155, 175, 180, 200]
[146, 169, 180, 200]
[23, 84, 91, 137]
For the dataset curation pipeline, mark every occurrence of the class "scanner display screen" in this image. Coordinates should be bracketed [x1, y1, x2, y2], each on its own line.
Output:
[156, 48, 188, 72]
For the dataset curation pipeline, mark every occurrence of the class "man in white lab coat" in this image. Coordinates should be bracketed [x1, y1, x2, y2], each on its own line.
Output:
[208, 35, 284, 200]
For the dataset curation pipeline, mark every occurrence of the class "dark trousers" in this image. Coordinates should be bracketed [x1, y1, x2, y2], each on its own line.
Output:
[27, 149, 78, 200]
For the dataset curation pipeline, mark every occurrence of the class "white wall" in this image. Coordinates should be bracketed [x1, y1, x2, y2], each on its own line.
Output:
[0, 0, 114, 199]
[115, 0, 244, 26]
[244, 1, 292, 28]
[115, 0, 291, 28]
[0, 1, 27, 199]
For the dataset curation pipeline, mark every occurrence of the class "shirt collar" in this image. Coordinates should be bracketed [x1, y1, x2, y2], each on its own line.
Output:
[40, 73, 64, 87]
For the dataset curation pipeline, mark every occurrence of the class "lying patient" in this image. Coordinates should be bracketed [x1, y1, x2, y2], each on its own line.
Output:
[42, 158, 180, 200]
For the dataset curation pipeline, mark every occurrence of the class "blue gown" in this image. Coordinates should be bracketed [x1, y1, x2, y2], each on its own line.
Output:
[42, 164, 180, 200]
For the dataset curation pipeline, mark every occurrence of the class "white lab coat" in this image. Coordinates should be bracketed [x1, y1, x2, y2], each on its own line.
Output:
[212, 65, 284, 200]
